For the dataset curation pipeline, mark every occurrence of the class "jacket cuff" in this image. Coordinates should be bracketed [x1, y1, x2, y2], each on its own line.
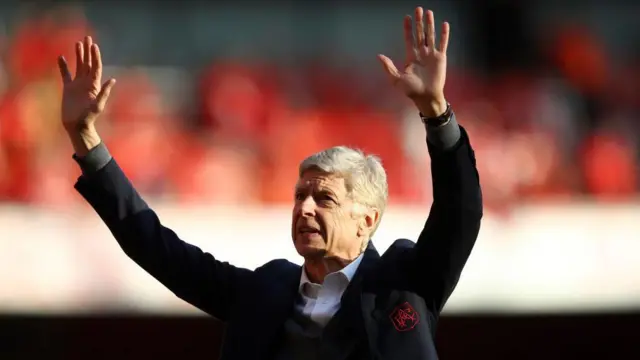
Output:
[426, 112, 461, 150]
[72, 142, 113, 175]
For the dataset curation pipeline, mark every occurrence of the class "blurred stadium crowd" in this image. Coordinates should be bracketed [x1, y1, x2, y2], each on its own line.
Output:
[0, 3, 638, 213]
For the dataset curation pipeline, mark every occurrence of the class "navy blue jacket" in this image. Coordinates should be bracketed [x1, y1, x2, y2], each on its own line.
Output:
[74, 123, 482, 360]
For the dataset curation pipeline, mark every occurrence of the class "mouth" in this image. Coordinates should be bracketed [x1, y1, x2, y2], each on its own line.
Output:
[298, 226, 321, 236]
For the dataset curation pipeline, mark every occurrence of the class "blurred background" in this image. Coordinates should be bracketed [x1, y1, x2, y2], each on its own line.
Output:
[0, 0, 638, 359]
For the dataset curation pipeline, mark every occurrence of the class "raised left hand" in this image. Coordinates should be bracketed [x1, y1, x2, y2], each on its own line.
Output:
[378, 7, 449, 117]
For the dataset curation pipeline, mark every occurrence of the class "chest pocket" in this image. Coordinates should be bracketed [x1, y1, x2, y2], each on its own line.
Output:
[370, 291, 437, 359]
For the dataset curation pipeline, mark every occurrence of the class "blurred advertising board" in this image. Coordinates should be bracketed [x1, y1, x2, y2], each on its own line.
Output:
[0, 202, 638, 314]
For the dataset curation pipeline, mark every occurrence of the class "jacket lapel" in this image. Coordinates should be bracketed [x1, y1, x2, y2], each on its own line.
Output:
[319, 242, 381, 360]
[252, 263, 302, 359]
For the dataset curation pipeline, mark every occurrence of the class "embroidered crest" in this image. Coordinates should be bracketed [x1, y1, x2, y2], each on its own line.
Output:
[389, 302, 420, 332]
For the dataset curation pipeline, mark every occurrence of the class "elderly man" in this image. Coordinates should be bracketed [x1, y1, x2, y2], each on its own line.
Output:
[57, 7, 482, 360]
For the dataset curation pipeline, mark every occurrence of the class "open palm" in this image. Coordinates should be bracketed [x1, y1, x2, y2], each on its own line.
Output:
[57, 36, 115, 133]
[378, 7, 449, 106]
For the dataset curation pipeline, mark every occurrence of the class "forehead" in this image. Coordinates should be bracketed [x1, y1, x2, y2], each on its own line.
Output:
[296, 170, 347, 193]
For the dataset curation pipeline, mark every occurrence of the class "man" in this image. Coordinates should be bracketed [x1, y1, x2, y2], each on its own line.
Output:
[57, 7, 482, 360]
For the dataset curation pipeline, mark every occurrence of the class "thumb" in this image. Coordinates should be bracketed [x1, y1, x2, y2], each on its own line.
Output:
[96, 79, 116, 112]
[377, 54, 400, 83]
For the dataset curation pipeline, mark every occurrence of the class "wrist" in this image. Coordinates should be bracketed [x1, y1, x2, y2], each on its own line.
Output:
[413, 97, 448, 118]
[66, 125, 102, 157]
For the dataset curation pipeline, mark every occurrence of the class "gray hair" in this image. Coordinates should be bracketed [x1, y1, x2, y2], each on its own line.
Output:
[299, 146, 389, 235]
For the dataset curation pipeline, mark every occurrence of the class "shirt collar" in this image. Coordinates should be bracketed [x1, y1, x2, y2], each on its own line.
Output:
[299, 252, 365, 290]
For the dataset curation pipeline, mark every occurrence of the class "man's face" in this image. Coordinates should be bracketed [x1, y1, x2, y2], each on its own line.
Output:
[291, 169, 365, 261]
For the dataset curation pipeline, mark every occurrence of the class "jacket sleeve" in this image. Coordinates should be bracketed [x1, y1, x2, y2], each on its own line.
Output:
[74, 145, 252, 321]
[412, 112, 483, 314]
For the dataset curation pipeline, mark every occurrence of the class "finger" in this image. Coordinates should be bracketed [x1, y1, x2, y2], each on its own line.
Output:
[425, 10, 436, 49]
[414, 7, 425, 48]
[403, 15, 416, 64]
[75, 41, 84, 78]
[439, 22, 450, 54]
[96, 79, 116, 111]
[377, 55, 401, 83]
[83, 36, 93, 74]
[91, 44, 102, 81]
[57, 56, 72, 84]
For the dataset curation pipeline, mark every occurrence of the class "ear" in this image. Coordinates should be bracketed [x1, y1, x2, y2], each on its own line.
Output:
[357, 207, 380, 237]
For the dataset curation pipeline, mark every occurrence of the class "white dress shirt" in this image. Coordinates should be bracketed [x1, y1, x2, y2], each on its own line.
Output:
[296, 254, 364, 327]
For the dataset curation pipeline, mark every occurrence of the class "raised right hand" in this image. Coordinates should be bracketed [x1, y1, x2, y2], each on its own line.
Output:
[57, 36, 116, 134]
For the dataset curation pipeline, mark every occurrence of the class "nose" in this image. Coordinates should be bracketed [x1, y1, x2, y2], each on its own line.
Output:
[299, 196, 316, 217]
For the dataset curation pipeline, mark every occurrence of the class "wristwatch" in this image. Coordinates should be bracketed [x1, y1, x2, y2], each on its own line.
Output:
[420, 103, 452, 127]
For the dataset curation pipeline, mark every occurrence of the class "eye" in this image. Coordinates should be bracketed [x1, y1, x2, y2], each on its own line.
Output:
[295, 192, 306, 201]
[316, 193, 335, 204]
